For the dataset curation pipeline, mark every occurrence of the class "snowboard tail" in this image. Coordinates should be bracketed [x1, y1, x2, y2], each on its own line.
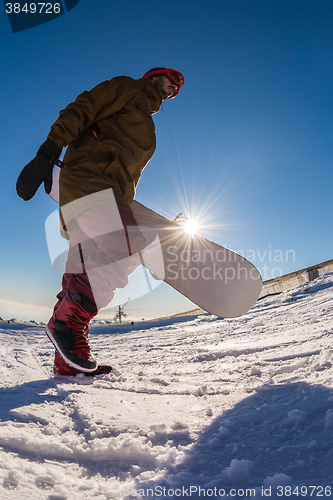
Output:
[131, 201, 262, 318]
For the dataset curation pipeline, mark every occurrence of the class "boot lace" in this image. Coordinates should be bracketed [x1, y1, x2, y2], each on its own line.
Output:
[64, 306, 92, 349]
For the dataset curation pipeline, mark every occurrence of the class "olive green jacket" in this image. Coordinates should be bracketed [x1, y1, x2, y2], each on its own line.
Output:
[47, 76, 162, 221]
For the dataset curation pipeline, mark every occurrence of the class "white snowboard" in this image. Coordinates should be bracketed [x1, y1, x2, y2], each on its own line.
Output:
[49, 167, 262, 317]
[130, 201, 262, 317]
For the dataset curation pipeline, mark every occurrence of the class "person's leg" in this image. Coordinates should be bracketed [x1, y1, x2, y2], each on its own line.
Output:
[74, 204, 147, 308]
[47, 203, 146, 373]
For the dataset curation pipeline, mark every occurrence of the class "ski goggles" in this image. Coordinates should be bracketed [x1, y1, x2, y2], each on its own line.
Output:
[144, 68, 185, 97]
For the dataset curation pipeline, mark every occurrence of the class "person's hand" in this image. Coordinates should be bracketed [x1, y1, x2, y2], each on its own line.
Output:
[16, 140, 62, 201]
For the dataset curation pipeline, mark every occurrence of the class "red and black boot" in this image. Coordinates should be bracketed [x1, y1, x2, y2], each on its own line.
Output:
[46, 291, 98, 372]
[53, 351, 112, 377]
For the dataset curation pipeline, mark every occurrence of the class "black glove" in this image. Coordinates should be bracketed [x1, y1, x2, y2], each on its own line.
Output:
[16, 140, 62, 201]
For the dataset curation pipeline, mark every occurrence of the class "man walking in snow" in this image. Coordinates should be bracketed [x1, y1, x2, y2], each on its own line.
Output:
[16, 68, 185, 377]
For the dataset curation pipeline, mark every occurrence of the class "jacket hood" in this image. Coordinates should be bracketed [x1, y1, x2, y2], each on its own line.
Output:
[137, 78, 162, 114]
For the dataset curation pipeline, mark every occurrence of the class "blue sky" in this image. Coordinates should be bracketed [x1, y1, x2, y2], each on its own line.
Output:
[1, 0, 333, 322]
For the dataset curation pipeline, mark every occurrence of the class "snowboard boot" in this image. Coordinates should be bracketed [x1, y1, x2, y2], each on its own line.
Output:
[45, 291, 98, 372]
[53, 351, 112, 377]
[51, 292, 111, 376]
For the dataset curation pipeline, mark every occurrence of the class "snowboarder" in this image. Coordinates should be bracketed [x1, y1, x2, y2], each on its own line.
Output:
[16, 68, 185, 376]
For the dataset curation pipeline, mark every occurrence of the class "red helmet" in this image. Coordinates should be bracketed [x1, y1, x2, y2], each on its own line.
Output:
[143, 67, 185, 97]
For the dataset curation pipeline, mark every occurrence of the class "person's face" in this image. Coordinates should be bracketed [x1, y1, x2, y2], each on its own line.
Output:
[152, 75, 179, 100]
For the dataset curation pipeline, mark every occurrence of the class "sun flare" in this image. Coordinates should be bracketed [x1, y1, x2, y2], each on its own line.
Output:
[183, 218, 200, 235]
[173, 213, 201, 236]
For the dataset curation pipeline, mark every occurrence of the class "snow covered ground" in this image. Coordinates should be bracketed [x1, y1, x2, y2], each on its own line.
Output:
[1, 274, 333, 499]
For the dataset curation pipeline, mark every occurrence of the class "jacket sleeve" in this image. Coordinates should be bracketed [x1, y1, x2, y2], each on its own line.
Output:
[47, 77, 135, 148]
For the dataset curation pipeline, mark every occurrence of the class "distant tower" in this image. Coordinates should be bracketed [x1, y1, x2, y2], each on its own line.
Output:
[113, 299, 130, 323]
